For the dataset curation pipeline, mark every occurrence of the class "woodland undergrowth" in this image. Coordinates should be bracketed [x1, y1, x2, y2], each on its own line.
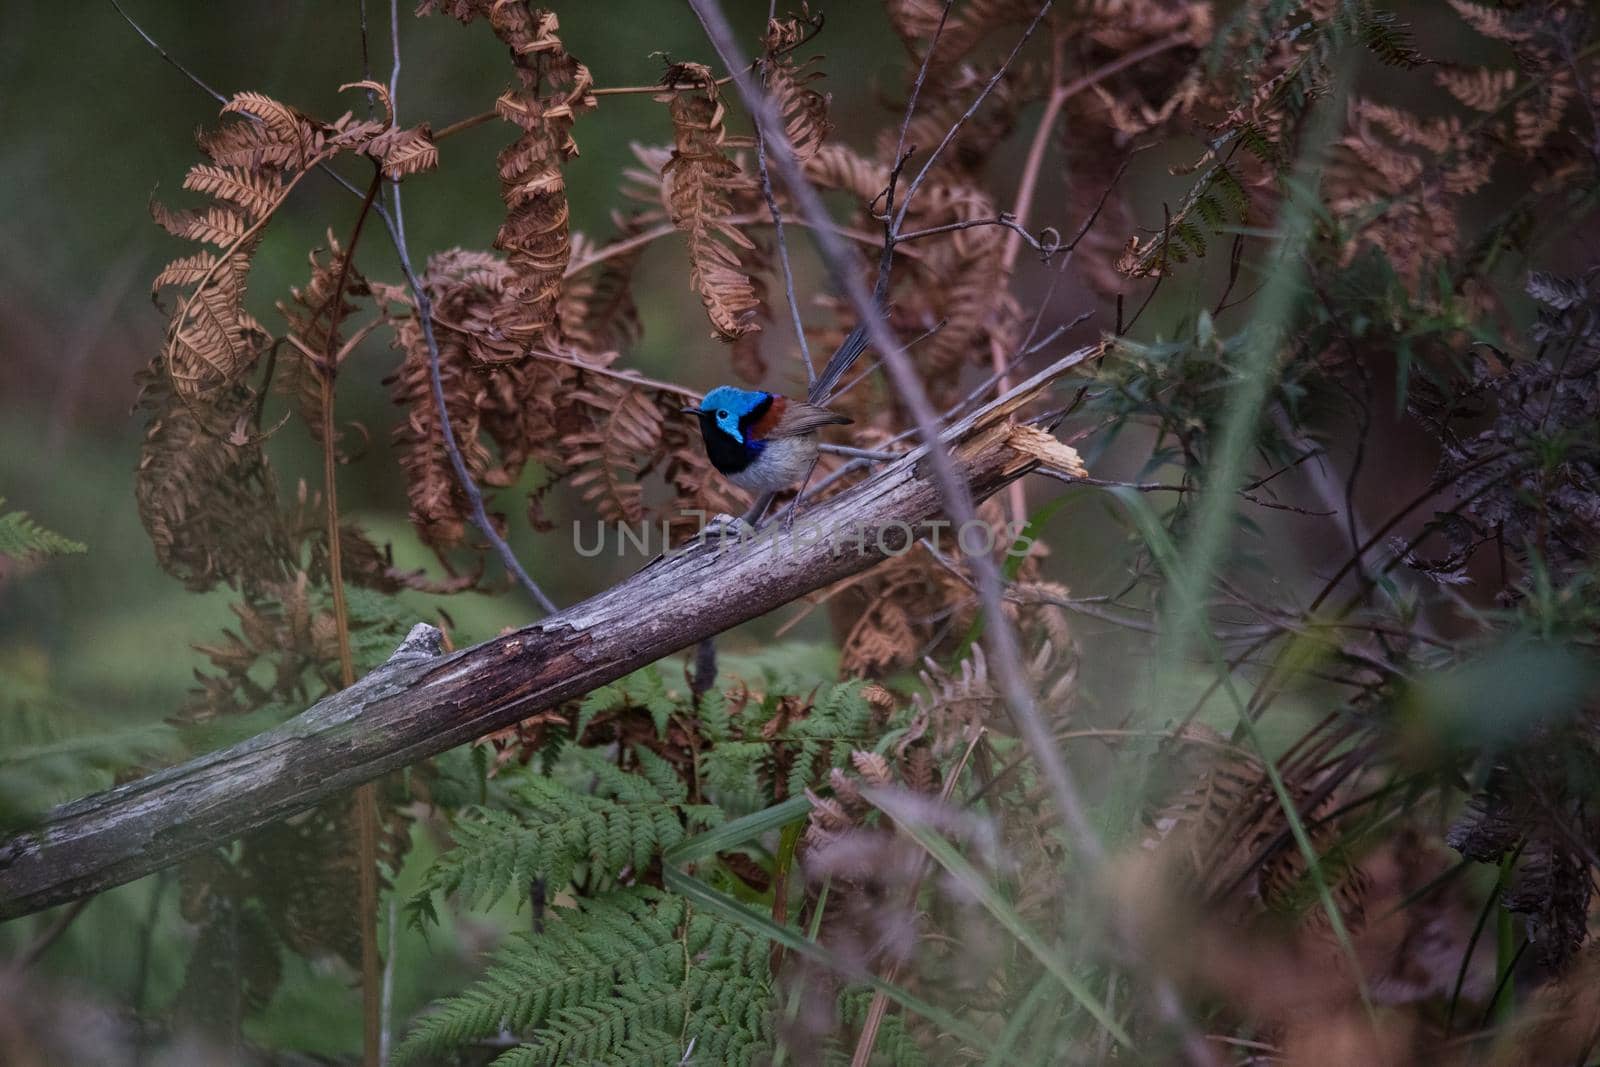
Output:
[5, 0, 1600, 1064]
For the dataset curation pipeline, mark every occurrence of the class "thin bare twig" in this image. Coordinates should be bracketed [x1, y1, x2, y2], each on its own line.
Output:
[562, 213, 889, 279]
[1034, 467, 1333, 516]
[897, 212, 1062, 259]
[755, 23, 815, 385]
[984, 29, 1176, 521]
[378, 0, 556, 616]
[312, 163, 384, 1067]
[890, 3, 1053, 230]
[109, 0, 226, 103]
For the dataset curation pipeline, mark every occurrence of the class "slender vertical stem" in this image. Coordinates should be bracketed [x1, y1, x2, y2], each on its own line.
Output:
[315, 168, 384, 1067]
[754, 23, 814, 386]
[379, 894, 398, 1065]
[376, 0, 557, 614]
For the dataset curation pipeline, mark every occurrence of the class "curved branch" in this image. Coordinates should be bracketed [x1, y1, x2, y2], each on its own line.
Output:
[0, 349, 1093, 921]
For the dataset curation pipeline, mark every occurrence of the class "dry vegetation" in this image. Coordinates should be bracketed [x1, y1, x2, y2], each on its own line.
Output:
[4, 0, 1600, 1064]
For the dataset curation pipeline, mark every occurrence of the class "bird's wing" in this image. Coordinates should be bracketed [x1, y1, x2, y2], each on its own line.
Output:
[765, 400, 852, 438]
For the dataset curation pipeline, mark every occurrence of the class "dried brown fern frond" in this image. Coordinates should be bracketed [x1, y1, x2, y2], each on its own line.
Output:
[1078, 0, 1212, 52]
[380, 256, 571, 551]
[899, 575, 1076, 758]
[1145, 725, 1273, 890]
[803, 140, 1016, 399]
[179, 572, 339, 723]
[894, 59, 1037, 178]
[380, 238, 722, 547]
[657, 72, 763, 341]
[765, 52, 832, 164]
[134, 371, 291, 593]
[274, 232, 374, 447]
[425, 2, 595, 346]
[1513, 65, 1576, 156]
[910, 645, 1002, 756]
[884, 0, 1042, 91]
[796, 758, 925, 988]
[557, 223, 647, 355]
[151, 203, 271, 401]
[823, 497, 1052, 678]
[1145, 723, 1373, 937]
[1323, 107, 1461, 290]
[1355, 99, 1464, 155]
[804, 140, 890, 204]
[153, 87, 435, 407]
[903, 185, 1015, 388]
[824, 537, 975, 678]
[360, 121, 440, 179]
[383, 284, 496, 551]
[561, 375, 666, 525]
[178, 164, 284, 220]
[1447, 0, 1532, 44]
[619, 140, 774, 367]
[1435, 64, 1518, 113]
[882, 0, 949, 49]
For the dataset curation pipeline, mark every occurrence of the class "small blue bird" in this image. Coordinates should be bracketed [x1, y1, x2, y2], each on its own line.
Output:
[684, 325, 871, 522]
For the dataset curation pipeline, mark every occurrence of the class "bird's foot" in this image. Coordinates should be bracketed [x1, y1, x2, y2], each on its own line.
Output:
[701, 512, 757, 542]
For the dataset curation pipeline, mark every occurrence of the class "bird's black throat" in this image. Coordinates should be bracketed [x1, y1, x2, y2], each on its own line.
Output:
[697, 401, 769, 476]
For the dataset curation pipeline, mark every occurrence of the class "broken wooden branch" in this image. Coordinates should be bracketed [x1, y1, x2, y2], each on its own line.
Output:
[0, 346, 1098, 921]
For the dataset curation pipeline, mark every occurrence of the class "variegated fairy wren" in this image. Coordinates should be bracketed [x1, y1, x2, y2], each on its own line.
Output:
[682, 324, 870, 524]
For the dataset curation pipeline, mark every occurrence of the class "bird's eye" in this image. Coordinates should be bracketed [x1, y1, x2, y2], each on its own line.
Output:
[716, 409, 728, 419]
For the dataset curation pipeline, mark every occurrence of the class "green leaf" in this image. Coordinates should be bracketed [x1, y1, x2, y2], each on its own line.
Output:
[0, 498, 86, 560]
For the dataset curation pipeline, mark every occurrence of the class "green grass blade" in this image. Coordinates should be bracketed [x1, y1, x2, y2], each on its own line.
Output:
[1114, 486, 1376, 1015]
[873, 792, 1135, 1052]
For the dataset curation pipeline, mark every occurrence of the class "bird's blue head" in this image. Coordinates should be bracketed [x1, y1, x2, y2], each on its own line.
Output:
[696, 386, 771, 443]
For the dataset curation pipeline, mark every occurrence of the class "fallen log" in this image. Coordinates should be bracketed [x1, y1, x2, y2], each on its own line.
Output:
[0, 347, 1095, 921]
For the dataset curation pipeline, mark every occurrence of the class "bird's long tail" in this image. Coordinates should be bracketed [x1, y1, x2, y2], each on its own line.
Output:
[808, 321, 872, 405]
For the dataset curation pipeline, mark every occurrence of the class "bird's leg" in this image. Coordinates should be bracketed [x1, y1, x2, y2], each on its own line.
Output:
[742, 491, 775, 528]
[699, 494, 770, 543]
[780, 456, 821, 532]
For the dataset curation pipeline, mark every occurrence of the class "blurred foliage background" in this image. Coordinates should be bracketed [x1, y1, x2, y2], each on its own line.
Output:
[3, 0, 1599, 1063]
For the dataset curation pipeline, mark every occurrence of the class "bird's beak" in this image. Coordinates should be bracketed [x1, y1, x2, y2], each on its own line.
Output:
[679, 406, 699, 416]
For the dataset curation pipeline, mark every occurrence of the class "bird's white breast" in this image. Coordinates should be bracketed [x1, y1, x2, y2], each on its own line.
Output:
[728, 434, 819, 494]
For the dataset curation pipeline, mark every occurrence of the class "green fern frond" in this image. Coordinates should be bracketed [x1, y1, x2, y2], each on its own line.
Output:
[0, 498, 86, 560]
[0, 672, 176, 828]
[703, 740, 768, 812]
[698, 686, 733, 742]
[409, 748, 719, 924]
[398, 888, 773, 1067]
[1350, 5, 1423, 68]
[518, 985, 683, 1066]
[1237, 123, 1284, 168]
[576, 664, 680, 738]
